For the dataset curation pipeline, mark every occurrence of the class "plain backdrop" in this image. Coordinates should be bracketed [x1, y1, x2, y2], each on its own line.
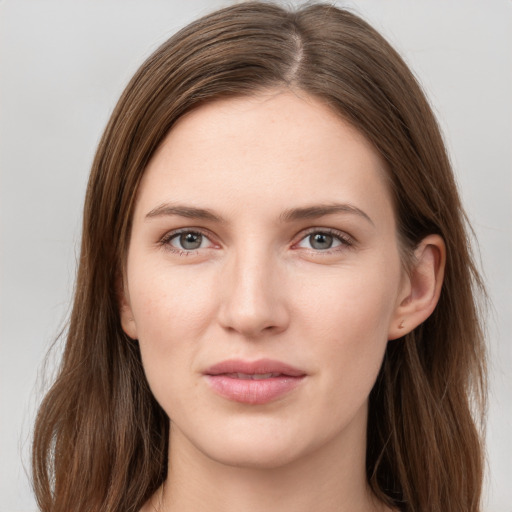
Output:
[1, 1, 511, 511]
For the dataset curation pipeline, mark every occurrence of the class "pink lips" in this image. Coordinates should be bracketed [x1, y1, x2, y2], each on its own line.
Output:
[204, 358, 306, 405]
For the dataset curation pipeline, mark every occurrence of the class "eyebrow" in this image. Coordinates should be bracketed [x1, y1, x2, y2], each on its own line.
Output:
[279, 203, 374, 226]
[145, 204, 225, 223]
[145, 202, 374, 226]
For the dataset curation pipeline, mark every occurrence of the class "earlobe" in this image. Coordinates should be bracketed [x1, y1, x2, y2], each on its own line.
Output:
[120, 301, 138, 340]
[388, 234, 446, 340]
[118, 279, 138, 340]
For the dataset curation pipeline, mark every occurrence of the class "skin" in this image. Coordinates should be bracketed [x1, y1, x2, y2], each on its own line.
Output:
[120, 89, 445, 512]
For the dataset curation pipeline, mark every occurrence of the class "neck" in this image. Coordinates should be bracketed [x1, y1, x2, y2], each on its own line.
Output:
[152, 409, 388, 512]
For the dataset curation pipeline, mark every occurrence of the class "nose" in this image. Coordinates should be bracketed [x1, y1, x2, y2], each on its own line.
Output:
[217, 247, 290, 338]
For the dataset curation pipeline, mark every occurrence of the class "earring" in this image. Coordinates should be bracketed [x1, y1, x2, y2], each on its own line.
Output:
[398, 320, 405, 329]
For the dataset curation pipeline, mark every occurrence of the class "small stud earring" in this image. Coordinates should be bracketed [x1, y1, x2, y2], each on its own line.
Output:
[398, 320, 405, 329]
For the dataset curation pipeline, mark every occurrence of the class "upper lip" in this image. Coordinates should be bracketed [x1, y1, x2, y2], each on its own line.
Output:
[204, 358, 306, 377]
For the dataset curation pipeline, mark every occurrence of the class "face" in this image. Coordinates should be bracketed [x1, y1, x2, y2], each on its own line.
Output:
[121, 90, 407, 469]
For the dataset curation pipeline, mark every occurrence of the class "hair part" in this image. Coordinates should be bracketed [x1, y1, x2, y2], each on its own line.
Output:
[32, 3, 487, 512]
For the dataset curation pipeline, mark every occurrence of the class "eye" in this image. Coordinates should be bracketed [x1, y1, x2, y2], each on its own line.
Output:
[161, 230, 214, 253]
[295, 229, 353, 252]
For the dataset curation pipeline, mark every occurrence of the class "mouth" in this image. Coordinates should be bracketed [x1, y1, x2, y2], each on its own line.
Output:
[222, 372, 286, 380]
[204, 358, 306, 405]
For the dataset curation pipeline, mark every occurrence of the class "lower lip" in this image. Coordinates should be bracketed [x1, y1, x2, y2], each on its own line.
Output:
[205, 375, 304, 405]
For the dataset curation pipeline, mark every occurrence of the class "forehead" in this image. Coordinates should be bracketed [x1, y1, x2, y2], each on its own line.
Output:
[135, 90, 393, 225]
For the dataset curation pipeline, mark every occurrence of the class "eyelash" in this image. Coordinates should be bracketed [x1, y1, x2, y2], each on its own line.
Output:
[158, 228, 215, 256]
[158, 227, 355, 256]
[295, 228, 355, 254]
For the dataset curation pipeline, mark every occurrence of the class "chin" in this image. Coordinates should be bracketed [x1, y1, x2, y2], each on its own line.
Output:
[202, 439, 305, 470]
[189, 418, 336, 472]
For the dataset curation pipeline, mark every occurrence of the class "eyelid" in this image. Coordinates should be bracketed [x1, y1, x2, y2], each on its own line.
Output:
[157, 226, 355, 256]
[158, 227, 219, 253]
[292, 227, 355, 252]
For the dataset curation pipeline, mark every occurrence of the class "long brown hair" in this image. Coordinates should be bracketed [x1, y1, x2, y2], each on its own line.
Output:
[32, 3, 487, 511]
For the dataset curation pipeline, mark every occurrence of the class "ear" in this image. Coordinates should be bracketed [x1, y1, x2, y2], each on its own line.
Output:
[388, 234, 446, 340]
[117, 276, 138, 340]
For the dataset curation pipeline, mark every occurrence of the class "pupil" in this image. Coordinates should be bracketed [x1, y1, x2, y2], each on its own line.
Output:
[310, 233, 333, 250]
[180, 232, 202, 250]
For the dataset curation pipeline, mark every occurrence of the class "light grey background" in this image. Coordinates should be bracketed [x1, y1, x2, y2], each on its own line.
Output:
[1, 1, 510, 511]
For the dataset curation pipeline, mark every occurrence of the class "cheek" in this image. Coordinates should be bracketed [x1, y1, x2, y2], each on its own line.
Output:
[298, 262, 399, 339]
[127, 264, 217, 400]
[130, 262, 215, 341]
[296, 261, 400, 389]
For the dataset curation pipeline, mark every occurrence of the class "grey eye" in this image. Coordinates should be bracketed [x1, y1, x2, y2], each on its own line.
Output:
[172, 232, 205, 250]
[309, 233, 334, 250]
[296, 231, 345, 251]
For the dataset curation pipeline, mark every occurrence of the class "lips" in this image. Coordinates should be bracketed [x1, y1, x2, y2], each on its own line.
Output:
[204, 358, 306, 405]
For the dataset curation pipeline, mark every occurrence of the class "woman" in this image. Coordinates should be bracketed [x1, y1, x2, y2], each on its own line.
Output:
[32, 2, 487, 512]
